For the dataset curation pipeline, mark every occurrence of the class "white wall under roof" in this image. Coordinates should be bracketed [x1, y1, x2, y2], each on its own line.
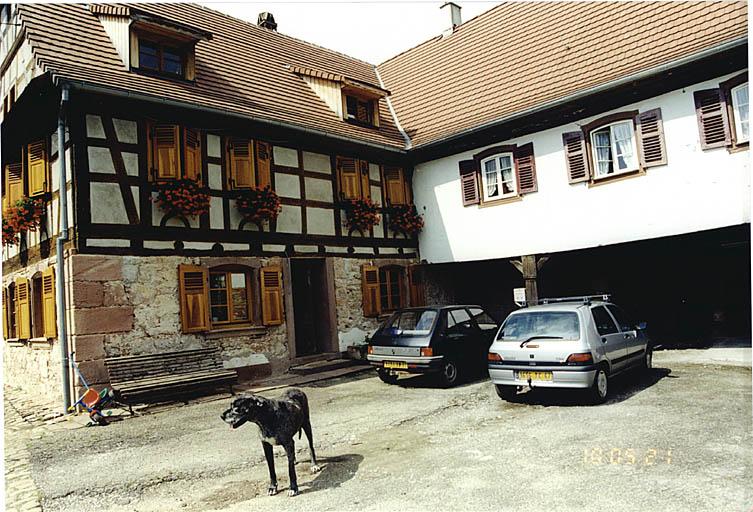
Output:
[413, 70, 751, 264]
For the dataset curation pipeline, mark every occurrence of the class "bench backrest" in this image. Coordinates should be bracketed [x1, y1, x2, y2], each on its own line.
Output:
[105, 348, 225, 384]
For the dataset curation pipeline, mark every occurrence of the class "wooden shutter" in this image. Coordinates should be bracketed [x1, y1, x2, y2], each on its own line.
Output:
[153, 124, 181, 180]
[41, 267, 56, 338]
[5, 163, 24, 207]
[562, 131, 589, 184]
[255, 141, 272, 189]
[337, 157, 360, 200]
[458, 159, 480, 206]
[183, 127, 202, 182]
[694, 89, 731, 149]
[3, 288, 8, 339]
[636, 108, 667, 168]
[178, 264, 210, 333]
[260, 265, 284, 326]
[27, 140, 48, 196]
[361, 264, 381, 317]
[227, 137, 255, 189]
[383, 166, 406, 205]
[359, 160, 370, 200]
[15, 277, 30, 339]
[408, 265, 425, 307]
[514, 142, 538, 194]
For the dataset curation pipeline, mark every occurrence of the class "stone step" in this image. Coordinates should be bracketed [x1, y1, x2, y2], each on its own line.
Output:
[288, 357, 363, 375]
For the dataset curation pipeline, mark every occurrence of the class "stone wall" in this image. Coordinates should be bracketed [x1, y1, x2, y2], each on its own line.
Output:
[333, 258, 381, 351]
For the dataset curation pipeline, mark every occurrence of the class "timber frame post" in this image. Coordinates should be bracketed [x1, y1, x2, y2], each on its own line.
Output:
[509, 254, 549, 305]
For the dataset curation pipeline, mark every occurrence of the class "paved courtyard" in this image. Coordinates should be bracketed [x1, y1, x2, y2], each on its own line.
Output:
[4, 345, 752, 512]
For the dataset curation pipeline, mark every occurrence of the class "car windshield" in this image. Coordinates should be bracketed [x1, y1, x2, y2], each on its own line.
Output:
[382, 310, 438, 336]
[496, 311, 580, 341]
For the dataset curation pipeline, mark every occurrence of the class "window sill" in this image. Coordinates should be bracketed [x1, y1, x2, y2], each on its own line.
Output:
[131, 67, 194, 84]
[5, 337, 24, 346]
[205, 325, 267, 340]
[30, 337, 55, 348]
[344, 118, 379, 130]
[728, 142, 749, 154]
[588, 169, 645, 188]
[479, 194, 522, 208]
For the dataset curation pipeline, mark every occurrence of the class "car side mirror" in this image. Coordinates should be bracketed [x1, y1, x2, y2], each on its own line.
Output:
[636, 321, 648, 331]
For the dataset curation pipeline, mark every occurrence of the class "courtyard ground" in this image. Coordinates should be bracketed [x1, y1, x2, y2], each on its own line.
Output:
[5, 343, 752, 512]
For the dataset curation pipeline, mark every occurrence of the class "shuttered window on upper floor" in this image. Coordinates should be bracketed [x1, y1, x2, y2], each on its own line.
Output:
[27, 140, 49, 197]
[383, 166, 411, 206]
[148, 123, 205, 183]
[336, 156, 371, 201]
[225, 138, 273, 190]
[457, 142, 538, 206]
[695, 73, 749, 150]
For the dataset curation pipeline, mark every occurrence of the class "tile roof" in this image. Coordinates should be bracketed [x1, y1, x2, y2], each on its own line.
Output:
[18, 3, 406, 150]
[377, 1, 748, 148]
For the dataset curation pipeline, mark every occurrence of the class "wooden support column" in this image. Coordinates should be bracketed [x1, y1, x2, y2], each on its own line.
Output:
[510, 255, 549, 305]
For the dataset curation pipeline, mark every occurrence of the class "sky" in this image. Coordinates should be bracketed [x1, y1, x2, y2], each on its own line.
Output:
[199, 1, 498, 64]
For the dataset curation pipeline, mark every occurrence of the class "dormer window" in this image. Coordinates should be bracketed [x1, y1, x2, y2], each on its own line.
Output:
[138, 39, 185, 77]
[345, 95, 376, 126]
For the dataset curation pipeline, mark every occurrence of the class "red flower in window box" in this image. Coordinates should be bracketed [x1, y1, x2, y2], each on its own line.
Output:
[341, 198, 381, 234]
[153, 178, 210, 219]
[388, 203, 424, 237]
[235, 186, 282, 223]
[2, 197, 45, 246]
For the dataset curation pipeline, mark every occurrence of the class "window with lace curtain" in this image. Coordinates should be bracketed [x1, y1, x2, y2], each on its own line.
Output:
[480, 152, 517, 201]
[589, 120, 639, 178]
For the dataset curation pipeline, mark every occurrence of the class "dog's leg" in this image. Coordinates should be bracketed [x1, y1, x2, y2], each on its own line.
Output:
[262, 442, 278, 496]
[303, 420, 321, 473]
[283, 442, 299, 496]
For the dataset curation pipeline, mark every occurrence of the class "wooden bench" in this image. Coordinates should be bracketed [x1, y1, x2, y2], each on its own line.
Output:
[105, 348, 237, 406]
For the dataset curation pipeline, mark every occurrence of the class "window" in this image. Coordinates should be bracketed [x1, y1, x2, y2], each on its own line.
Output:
[447, 308, 475, 335]
[209, 270, 251, 326]
[496, 312, 580, 341]
[480, 153, 516, 200]
[606, 305, 635, 332]
[138, 39, 184, 77]
[336, 157, 370, 200]
[591, 306, 618, 336]
[379, 266, 405, 313]
[731, 82, 749, 144]
[468, 307, 498, 331]
[382, 309, 437, 336]
[225, 139, 272, 190]
[383, 166, 411, 206]
[344, 94, 378, 127]
[148, 124, 202, 182]
[590, 120, 639, 178]
[31, 275, 44, 338]
[4, 283, 16, 339]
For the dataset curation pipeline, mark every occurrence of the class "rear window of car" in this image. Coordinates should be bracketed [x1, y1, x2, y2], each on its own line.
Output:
[383, 310, 438, 336]
[496, 311, 580, 341]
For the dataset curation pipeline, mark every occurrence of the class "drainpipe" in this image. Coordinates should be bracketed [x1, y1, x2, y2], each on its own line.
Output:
[56, 85, 71, 412]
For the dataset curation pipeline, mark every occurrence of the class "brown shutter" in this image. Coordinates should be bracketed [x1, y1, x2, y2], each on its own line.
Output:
[5, 163, 24, 207]
[694, 89, 731, 149]
[337, 157, 360, 200]
[514, 142, 538, 194]
[178, 264, 210, 333]
[27, 140, 48, 196]
[260, 265, 284, 326]
[227, 137, 255, 189]
[15, 277, 30, 339]
[408, 265, 425, 307]
[562, 131, 589, 184]
[361, 264, 381, 317]
[3, 288, 8, 340]
[41, 267, 56, 338]
[359, 160, 371, 200]
[255, 141, 272, 189]
[458, 159, 480, 206]
[183, 127, 202, 182]
[383, 166, 406, 205]
[153, 124, 181, 180]
[636, 108, 667, 168]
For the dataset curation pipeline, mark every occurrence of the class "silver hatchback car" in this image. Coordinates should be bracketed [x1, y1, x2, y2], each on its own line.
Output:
[487, 296, 651, 404]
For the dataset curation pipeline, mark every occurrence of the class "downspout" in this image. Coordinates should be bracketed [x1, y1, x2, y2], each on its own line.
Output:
[56, 84, 71, 412]
[374, 67, 412, 150]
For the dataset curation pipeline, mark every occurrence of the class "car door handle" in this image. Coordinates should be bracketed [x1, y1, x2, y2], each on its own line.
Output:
[601, 337, 607, 343]
[624, 333, 632, 339]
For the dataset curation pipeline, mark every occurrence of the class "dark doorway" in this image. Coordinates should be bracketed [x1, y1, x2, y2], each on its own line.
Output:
[291, 258, 334, 358]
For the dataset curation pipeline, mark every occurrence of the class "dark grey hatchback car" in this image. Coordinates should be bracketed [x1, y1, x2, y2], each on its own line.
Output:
[366, 305, 499, 387]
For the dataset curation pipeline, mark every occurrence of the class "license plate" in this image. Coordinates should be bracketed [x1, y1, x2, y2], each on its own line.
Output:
[517, 371, 553, 381]
[384, 361, 408, 370]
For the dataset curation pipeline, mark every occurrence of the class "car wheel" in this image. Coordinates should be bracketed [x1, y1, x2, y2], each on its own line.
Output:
[495, 384, 517, 401]
[641, 346, 653, 371]
[376, 369, 398, 385]
[589, 367, 609, 404]
[439, 359, 459, 387]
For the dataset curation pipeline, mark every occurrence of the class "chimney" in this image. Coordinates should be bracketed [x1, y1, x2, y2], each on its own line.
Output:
[257, 12, 277, 31]
[441, 2, 461, 37]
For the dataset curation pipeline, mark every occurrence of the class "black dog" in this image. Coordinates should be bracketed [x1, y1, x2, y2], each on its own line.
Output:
[221, 388, 320, 496]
